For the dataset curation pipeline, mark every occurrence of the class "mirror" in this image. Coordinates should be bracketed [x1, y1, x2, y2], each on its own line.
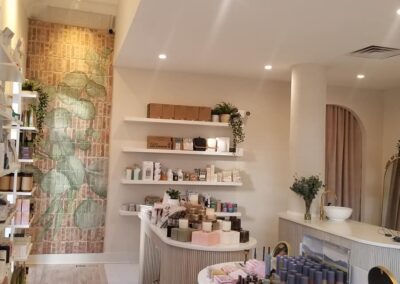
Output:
[272, 241, 290, 257]
[368, 266, 398, 284]
[382, 143, 400, 231]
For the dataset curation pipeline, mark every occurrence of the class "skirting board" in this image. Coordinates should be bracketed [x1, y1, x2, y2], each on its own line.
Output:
[27, 252, 139, 265]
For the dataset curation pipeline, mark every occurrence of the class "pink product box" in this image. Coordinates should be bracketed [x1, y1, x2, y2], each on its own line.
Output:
[213, 275, 235, 284]
[228, 269, 248, 280]
[192, 231, 220, 246]
[245, 259, 265, 279]
[21, 212, 29, 225]
[221, 265, 237, 274]
[15, 212, 22, 225]
[15, 199, 22, 212]
[21, 200, 30, 213]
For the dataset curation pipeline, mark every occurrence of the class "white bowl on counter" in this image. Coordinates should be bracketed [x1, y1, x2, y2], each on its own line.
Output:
[324, 206, 353, 221]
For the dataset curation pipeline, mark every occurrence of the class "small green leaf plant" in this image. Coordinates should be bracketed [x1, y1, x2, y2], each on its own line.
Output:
[166, 188, 180, 199]
[290, 175, 324, 203]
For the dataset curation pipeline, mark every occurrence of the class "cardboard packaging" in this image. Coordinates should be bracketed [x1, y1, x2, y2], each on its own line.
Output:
[147, 103, 163, 118]
[198, 107, 211, 121]
[191, 230, 220, 246]
[161, 104, 174, 119]
[220, 231, 240, 245]
[174, 105, 186, 120]
[185, 106, 199, 121]
[147, 136, 173, 149]
[21, 199, 30, 212]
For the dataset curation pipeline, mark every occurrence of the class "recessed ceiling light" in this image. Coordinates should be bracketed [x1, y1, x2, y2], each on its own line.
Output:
[264, 65, 272, 70]
[357, 74, 365, 79]
[158, 54, 167, 59]
[396, 9, 400, 15]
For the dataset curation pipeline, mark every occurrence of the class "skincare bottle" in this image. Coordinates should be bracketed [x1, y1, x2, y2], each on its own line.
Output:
[301, 276, 308, 284]
[167, 169, 173, 181]
[315, 271, 322, 284]
[287, 275, 295, 284]
[327, 271, 335, 284]
[264, 247, 271, 279]
[133, 166, 141, 180]
[177, 169, 183, 181]
[125, 167, 132, 180]
[335, 271, 343, 284]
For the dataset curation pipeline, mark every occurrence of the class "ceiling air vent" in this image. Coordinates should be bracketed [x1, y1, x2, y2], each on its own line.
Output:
[349, 45, 400, 59]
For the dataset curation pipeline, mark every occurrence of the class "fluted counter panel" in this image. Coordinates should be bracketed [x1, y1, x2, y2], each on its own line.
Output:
[279, 213, 400, 281]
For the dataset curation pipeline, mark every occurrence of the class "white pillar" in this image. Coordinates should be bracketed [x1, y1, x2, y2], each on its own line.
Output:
[288, 64, 327, 216]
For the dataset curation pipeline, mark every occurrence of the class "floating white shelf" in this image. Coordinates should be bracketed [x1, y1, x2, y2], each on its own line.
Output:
[18, 159, 34, 163]
[122, 147, 243, 157]
[13, 242, 32, 262]
[3, 125, 37, 131]
[13, 215, 34, 229]
[15, 186, 37, 196]
[121, 179, 242, 187]
[215, 212, 242, 217]
[119, 209, 140, 216]
[124, 117, 229, 127]
[16, 91, 38, 98]
[0, 164, 19, 178]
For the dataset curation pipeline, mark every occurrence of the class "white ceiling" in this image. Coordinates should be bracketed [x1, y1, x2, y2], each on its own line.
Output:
[115, 0, 400, 90]
[25, 0, 118, 30]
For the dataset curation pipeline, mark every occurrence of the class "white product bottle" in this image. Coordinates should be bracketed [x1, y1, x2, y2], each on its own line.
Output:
[133, 167, 141, 180]
[125, 167, 132, 180]
[177, 169, 183, 181]
[167, 169, 173, 181]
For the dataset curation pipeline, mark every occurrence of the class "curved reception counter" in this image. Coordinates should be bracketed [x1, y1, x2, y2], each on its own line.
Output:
[279, 213, 400, 281]
[138, 214, 257, 284]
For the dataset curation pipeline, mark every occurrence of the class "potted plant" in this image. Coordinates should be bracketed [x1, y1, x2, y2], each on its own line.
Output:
[290, 175, 324, 220]
[166, 188, 181, 206]
[229, 111, 245, 152]
[214, 102, 238, 123]
[22, 79, 38, 93]
[211, 108, 221, 122]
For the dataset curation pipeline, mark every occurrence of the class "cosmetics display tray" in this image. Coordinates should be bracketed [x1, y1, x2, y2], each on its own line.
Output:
[140, 214, 257, 252]
[197, 261, 241, 284]
[279, 212, 400, 249]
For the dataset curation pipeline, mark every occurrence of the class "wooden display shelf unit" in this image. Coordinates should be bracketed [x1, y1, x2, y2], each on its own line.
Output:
[122, 147, 243, 157]
[124, 116, 229, 127]
[121, 179, 242, 187]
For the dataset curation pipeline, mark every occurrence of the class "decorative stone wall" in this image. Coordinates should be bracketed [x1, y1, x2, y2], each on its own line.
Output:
[25, 19, 113, 254]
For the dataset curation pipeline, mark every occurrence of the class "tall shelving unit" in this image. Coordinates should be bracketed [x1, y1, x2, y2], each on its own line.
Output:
[0, 28, 34, 282]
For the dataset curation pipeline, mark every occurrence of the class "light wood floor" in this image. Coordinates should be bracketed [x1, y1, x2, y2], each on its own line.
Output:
[27, 264, 108, 284]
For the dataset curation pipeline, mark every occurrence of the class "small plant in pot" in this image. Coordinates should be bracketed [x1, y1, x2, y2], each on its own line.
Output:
[290, 175, 324, 220]
[211, 108, 221, 122]
[214, 102, 238, 123]
[166, 188, 181, 206]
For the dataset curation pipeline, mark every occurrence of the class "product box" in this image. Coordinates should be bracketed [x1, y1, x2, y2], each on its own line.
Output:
[192, 230, 220, 246]
[161, 104, 175, 119]
[15, 199, 22, 212]
[185, 106, 199, 121]
[21, 199, 30, 213]
[142, 161, 154, 181]
[174, 105, 186, 120]
[198, 107, 211, 121]
[15, 212, 21, 225]
[147, 136, 173, 149]
[147, 103, 163, 118]
[21, 212, 29, 225]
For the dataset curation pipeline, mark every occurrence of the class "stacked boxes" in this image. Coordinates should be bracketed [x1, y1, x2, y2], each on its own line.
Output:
[147, 103, 211, 121]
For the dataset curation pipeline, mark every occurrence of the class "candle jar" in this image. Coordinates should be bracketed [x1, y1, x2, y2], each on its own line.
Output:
[0, 174, 12, 191]
[21, 173, 33, 192]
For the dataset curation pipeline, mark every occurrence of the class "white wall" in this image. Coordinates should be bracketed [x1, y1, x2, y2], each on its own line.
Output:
[0, 0, 28, 72]
[114, 0, 141, 63]
[326, 86, 384, 225]
[105, 68, 292, 259]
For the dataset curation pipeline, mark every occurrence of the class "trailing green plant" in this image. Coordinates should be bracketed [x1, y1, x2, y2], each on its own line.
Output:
[214, 102, 238, 115]
[229, 111, 245, 147]
[290, 175, 324, 202]
[166, 188, 180, 199]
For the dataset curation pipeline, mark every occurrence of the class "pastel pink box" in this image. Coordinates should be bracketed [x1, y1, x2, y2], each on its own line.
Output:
[15, 212, 22, 225]
[21, 200, 30, 213]
[191, 230, 220, 246]
[213, 275, 235, 284]
[21, 212, 29, 225]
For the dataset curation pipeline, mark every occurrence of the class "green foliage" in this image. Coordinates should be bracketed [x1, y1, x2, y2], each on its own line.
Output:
[44, 130, 75, 160]
[86, 160, 108, 198]
[74, 200, 105, 229]
[22, 79, 38, 91]
[45, 108, 72, 128]
[229, 112, 245, 146]
[211, 108, 221, 115]
[40, 169, 71, 195]
[166, 188, 180, 199]
[63, 71, 89, 89]
[290, 175, 324, 202]
[70, 99, 96, 120]
[57, 156, 86, 191]
[85, 79, 107, 98]
[213, 102, 238, 115]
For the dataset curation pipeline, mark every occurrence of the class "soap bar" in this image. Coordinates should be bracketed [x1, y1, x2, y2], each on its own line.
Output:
[177, 228, 194, 242]
[171, 228, 179, 240]
[192, 230, 220, 246]
[245, 259, 265, 278]
[228, 269, 248, 280]
[220, 231, 240, 245]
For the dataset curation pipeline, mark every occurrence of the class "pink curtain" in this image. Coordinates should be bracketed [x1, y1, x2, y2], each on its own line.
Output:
[325, 105, 362, 221]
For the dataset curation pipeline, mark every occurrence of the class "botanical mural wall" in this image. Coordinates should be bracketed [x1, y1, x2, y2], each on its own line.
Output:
[26, 20, 113, 254]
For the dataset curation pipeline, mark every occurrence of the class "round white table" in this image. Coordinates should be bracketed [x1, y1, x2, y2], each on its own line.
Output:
[197, 262, 243, 284]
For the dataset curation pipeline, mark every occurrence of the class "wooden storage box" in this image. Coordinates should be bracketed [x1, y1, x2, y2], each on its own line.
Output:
[185, 106, 199, 120]
[161, 104, 175, 119]
[147, 136, 173, 149]
[198, 107, 211, 121]
[174, 105, 186, 120]
[147, 103, 163, 118]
